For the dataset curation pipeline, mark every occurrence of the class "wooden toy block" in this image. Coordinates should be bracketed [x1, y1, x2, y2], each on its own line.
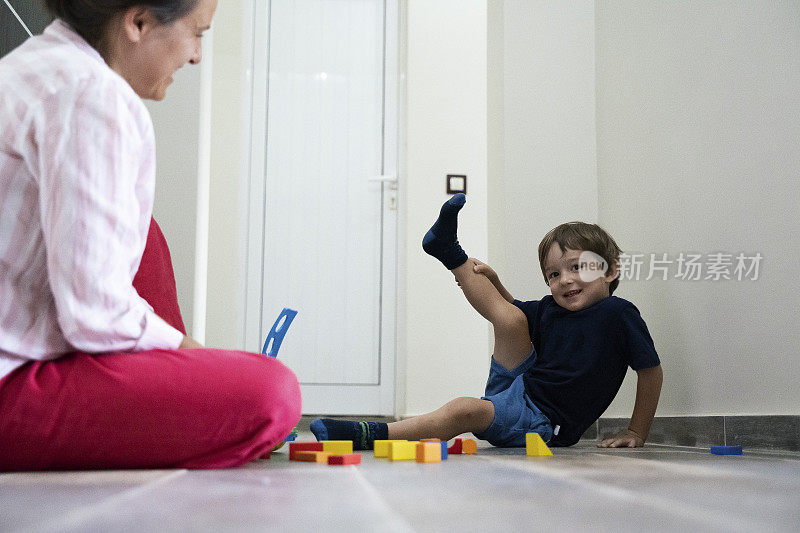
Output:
[388, 441, 417, 461]
[526, 432, 553, 457]
[420, 439, 448, 460]
[462, 438, 477, 455]
[328, 453, 362, 465]
[374, 440, 407, 458]
[293, 451, 330, 463]
[289, 442, 324, 460]
[447, 438, 463, 454]
[322, 440, 353, 455]
[416, 442, 442, 463]
[710, 445, 743, 455]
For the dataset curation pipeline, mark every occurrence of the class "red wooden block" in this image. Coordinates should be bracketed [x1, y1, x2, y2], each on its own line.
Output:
[289, 442, 324, 460]
[328, 453, 362, 466]
[447, 438, 463, 454]
[258, 451, 272, 460]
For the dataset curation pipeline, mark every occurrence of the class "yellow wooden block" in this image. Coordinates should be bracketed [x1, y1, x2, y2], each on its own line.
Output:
[416, 442, 442, 463]
[322, 441, 353, 455]
[462, 438, 477, 455]
[293, 451, 331, 463]
[374, 440, 407, 458]
[526, 433, 552, 457]
[388, 441, 417, 461]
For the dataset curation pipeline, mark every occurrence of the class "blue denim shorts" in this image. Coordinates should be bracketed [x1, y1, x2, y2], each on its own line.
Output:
[473, 352, 553, 447]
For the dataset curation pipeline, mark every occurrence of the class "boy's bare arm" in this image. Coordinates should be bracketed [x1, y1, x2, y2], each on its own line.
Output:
[599, 365, 663, 448]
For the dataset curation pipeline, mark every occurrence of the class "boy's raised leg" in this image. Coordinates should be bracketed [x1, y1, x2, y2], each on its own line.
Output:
[451, 262, 532, 371]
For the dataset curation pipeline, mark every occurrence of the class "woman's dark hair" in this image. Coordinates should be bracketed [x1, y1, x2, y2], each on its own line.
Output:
[44, 0, 198, 49]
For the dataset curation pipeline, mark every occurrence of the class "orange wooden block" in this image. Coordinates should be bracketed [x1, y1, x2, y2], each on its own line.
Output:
[420, 438, 440, 442]
[289, 442, 324, 460]
[293, 451, 330, 463]
[462, 438, 477, 455]
[328, 453, 362, 466]
[416, 442, 442, 463]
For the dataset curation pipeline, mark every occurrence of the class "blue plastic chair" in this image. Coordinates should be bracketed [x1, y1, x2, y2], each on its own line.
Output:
[262, 307, 298, 358]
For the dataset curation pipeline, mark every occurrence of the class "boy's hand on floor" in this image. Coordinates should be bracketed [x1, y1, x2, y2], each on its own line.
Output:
[598, 428, 644, 448]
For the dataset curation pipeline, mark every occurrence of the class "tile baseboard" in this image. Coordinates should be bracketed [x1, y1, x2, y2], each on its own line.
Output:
[585, 415, 800, 451]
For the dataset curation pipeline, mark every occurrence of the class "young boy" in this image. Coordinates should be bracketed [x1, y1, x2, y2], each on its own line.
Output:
[311, 194, 662, 449]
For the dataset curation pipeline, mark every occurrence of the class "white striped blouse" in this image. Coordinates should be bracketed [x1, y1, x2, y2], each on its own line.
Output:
[0, 20, 184, 380]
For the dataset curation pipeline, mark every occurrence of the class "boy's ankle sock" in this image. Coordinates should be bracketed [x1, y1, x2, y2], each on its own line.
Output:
[422, 193, 468, 270]
[309, 418, 388, 451]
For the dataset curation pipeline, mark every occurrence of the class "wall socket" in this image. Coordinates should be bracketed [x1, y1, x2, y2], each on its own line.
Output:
[447, 174, 466, 195]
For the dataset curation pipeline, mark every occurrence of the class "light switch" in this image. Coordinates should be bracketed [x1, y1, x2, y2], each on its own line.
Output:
[447, 174, 466, 195]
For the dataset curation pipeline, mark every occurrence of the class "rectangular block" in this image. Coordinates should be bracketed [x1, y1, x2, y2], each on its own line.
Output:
[374, 439, 407, 458]
[322, 440, 353, 455]
[420, 439, 448, 460]
[328, 453, 362, 465]
[416, 442, 442, 463]
[289, 442, 324, 460]
[526, 432, 553, 457]
[388, 441, 417, 461]
[293, 451, 330, 463]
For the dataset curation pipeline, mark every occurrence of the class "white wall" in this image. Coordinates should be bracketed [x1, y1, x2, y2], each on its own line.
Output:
[204, 0, 250, 350]
[401, 0, 491, 416]
[146, 68, 201, 336]
[595, 1, 800, 416]
[197, 1, 799, 420]
[490, 0, 598, 302]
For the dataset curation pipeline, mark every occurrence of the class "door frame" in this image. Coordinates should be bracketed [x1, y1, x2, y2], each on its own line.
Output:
[243, 0, 398, 415]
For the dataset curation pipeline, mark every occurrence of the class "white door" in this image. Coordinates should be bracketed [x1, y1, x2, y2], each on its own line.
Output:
[246, 0, 398, 415]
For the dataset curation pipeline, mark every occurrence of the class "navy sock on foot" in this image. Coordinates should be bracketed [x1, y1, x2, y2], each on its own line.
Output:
[422, 193, 468, 270]
[309, 418, 388, 450]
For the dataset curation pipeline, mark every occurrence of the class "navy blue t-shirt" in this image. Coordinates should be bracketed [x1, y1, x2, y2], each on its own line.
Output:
[514, 295, 660, 447]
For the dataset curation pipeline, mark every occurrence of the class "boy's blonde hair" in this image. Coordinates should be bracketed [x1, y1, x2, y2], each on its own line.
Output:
[538, 222, 622, 295]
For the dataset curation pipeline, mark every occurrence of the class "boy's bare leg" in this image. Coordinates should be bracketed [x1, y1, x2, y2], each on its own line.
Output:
[451, 262, 532, 371]
[387, 397, 494, 441]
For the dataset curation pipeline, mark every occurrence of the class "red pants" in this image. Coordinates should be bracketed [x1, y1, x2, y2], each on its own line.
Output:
[0, 219, 301, 471]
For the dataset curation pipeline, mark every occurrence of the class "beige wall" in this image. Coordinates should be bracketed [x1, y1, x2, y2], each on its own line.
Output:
[595, 1, 800, 416]
[401, 0, 491, 416]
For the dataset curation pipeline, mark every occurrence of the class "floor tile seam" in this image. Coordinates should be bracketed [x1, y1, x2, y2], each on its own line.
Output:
[645, 442, 800, 459]
[476, 455, 761, 533]
[349, 466, 418, 533]
[17, 469, 187, 533]
[585, 452, 784, 480]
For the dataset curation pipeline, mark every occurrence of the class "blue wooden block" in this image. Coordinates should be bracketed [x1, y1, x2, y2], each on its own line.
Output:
[710, 445, 743, 455]
[440, 440, 448, 460]
[262, 308, 298, 358]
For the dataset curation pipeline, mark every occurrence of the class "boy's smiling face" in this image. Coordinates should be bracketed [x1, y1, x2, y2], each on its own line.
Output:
[544, 244, 618, 311]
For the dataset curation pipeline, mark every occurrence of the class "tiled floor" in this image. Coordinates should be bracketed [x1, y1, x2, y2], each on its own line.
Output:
[2, 432, 798, 532]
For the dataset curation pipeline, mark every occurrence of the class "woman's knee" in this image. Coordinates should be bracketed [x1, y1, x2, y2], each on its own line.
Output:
[248, 357, 302, 430]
